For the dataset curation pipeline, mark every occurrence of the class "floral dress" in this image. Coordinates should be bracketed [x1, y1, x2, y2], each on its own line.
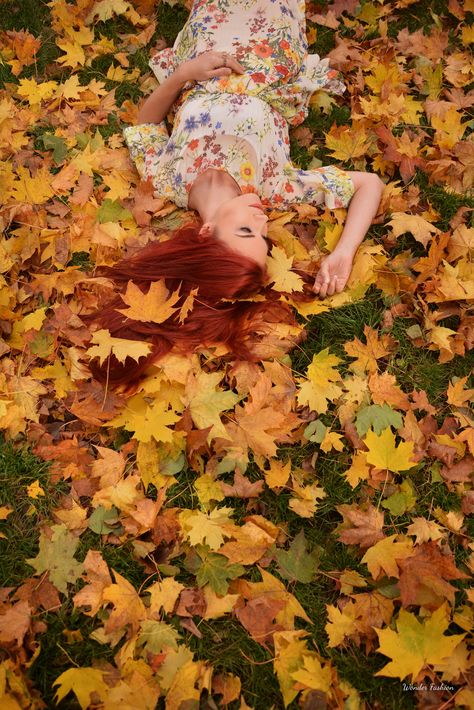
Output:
[123, 0, 355, 210]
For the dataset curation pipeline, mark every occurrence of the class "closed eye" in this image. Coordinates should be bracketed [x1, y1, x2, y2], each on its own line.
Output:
[238, 227, 253, 235]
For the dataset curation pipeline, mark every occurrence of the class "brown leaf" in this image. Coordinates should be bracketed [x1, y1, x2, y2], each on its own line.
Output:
[0, 600, 31, 646]
[398, 542, 469, 609]
[220, 471, 264, 498]
[175, 588, 206, 618]
[235, 596, 285, 647]
[440, 455, 474, 482]
[337, 503, 385, 549]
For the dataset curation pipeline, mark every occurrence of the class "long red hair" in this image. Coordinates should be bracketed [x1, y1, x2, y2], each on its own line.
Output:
[84, 223, 299, 386]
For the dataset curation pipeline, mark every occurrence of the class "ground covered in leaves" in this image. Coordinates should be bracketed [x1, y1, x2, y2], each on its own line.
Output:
[0, 0, 473, 707]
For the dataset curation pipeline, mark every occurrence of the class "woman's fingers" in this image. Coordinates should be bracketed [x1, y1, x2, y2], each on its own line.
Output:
[226, 55, 245, 74]
[208, 67, 232, 78]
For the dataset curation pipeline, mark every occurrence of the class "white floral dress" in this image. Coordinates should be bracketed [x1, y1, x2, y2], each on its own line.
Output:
[123, 0, 355, 210]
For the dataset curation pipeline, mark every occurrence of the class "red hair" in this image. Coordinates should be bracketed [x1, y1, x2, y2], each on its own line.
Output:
[84, 223, 298, 386]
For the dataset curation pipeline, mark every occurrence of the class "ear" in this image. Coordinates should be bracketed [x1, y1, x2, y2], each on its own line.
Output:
[198, 222, 214, 240]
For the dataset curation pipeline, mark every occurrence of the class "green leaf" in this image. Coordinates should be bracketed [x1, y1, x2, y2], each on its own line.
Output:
[355, 404, 403, 437]
[88, 505, 121, 534]
[26, 524, 83, 594]
[195, 548, 244, 595]
[382, 481, 417, 516]
[275, 530, 321, 583]
[40, 134, 68, 164]
[138, 620, 180, 654]
[304, 419, 327, 443]
[97, 198, 133, 223]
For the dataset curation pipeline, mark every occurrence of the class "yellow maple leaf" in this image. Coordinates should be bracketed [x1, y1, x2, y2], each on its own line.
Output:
[53, 668, 108, 710]
[344, 325, 396, 375]
[325, 602, 357, 647]
[148, 578, 184, 615]
[266, 246, 304, 292]
[325, 124, 372, 161]
[0, 505, 12, 520]
[10, 166, 54, 205]
[183, 370, 238, 440]
[87, 329, 153, 366]
[364, 427, 416, 472]
[56, 40, 86, 68]
[289, 479, 326, 518]
[179, 507, 235, 550]
[431, 107, 467, 150]
[274, 630, 311, 707]
[297, 348, 343, 414]
[290, 653, 332, 693]
[102, 570, 147, 633]
[117, 280, 180, 324]
[406, 517, 444, 544]
[86, 0, 131, 23]
[16, 78, 57, 105]
[375, 604, 465, 681]
[203, 586, 240, 620]
[343, 451, 371, 489]
[108, 393, 180, 444]
[361, 535, 413, 579]
[178, 287, 198, 323]
[263, 458, 291, 489]
[26, 480, 45, 499]
[388, 212, 440, 248]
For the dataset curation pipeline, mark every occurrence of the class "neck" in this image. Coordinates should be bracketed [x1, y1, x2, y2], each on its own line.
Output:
[188, 169, 241, 222]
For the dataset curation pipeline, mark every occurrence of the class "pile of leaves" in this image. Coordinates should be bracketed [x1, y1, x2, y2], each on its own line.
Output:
[0, 0, 473, 707]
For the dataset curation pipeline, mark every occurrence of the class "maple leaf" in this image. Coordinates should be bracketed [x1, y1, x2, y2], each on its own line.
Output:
[235, 596, 285, 646]
[108, 393, 181, 443]
[325, 123, 372, 160]
[297, 348, 344, 414]
[148, 578, 184, 616]
[361, 535, 413, 579]
[53, 668, 108, 710]
[273, 630, 311, 706]
[325, 602, 357, 647]
[26, 524, 83, 594]
[87, 328, 153, 366]
[102, 570, 147, 633]
[275, 530, 321, 583]
[266, 246, 304, 292]
[220, 471, 264, 498]
[179, 507, 235, 550]
[343, 325, 397, 374]
[117, 280, 181, 324]
[388, 212, 440, 248]
[397, 541, 469, 608]
[375, 604, 465, 681]
[364, 427, 416, 472]
[183, 370, 238, 440]
[0, 600, 31, 646]
[355, 404, 403, 437]
[195, 548, 245, 595]
[337, 503, 385, 549]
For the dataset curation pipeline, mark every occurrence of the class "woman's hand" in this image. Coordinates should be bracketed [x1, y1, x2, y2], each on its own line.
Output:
[312, 247, 355, 299]
[177, 51, 245, 82]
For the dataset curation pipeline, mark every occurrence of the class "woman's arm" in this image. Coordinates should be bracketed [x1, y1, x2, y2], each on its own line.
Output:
[137, 52, 245, 124]
[312, 171, 384, 298]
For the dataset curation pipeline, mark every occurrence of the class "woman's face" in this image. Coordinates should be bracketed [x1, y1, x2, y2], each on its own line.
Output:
[206, 193, 270, 267]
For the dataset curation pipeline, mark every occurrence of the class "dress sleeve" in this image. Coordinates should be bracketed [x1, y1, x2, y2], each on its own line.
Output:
[123, 123, 169, 181]
[279, 164, 355, 209]
[149, 47, 178, 84]
[285, 54, 346, 127]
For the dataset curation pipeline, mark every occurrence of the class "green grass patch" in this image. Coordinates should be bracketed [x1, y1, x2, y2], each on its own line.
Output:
[0, 440, 68, 587]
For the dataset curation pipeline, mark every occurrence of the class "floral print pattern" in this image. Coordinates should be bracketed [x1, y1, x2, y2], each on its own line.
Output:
[123, 0, 355, 210]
